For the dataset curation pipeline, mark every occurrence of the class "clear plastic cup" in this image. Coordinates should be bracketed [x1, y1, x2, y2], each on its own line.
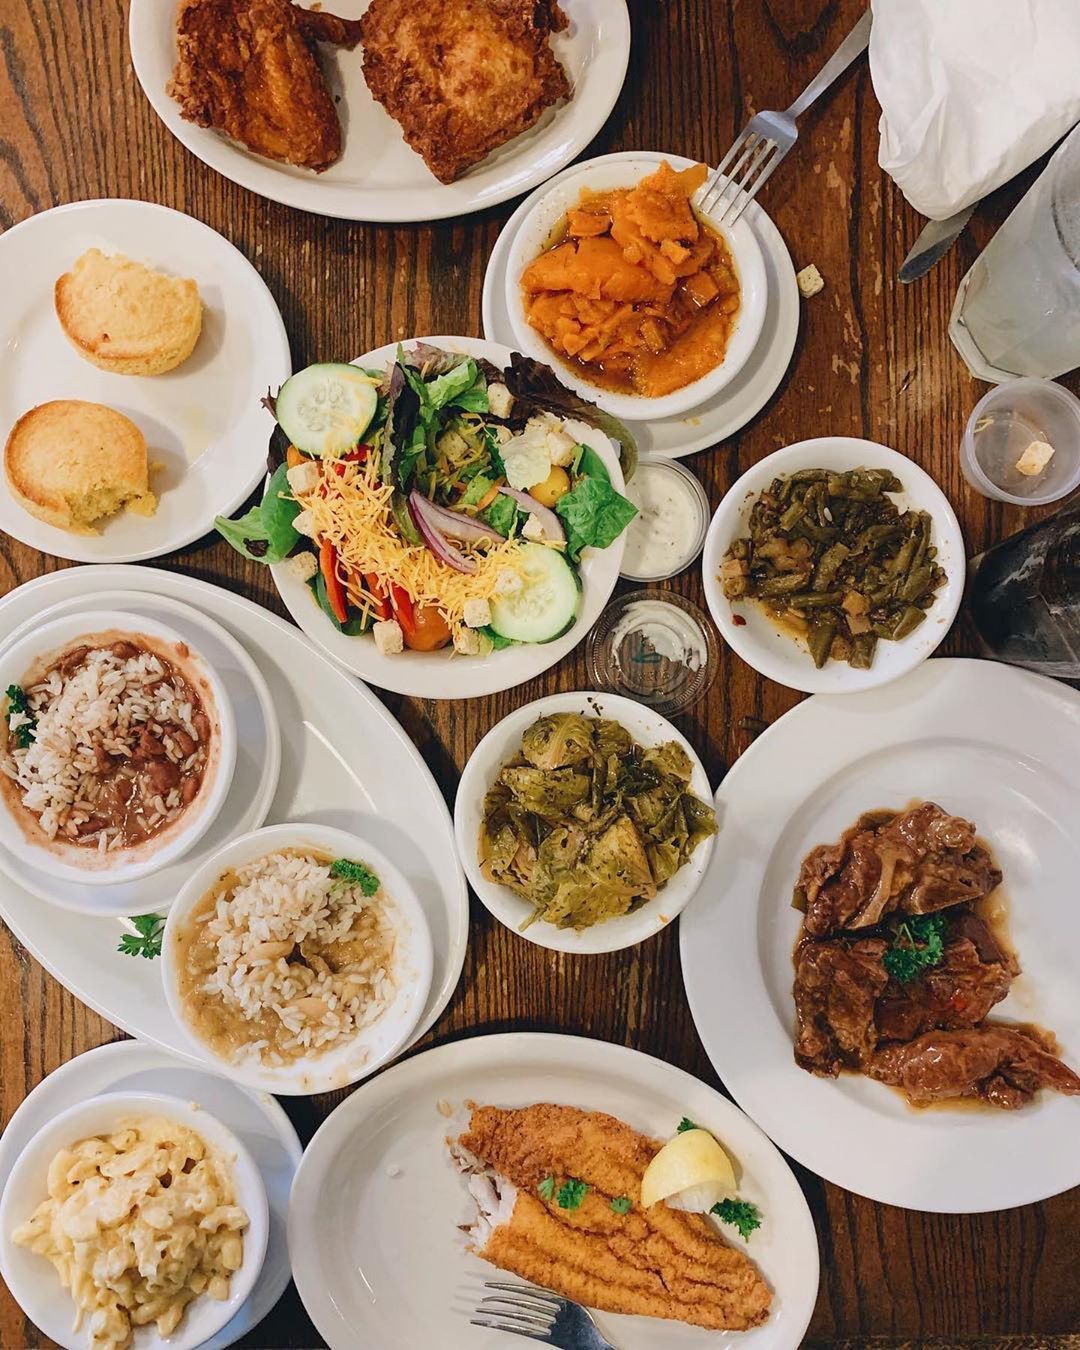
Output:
[960, 377, 1080, 506]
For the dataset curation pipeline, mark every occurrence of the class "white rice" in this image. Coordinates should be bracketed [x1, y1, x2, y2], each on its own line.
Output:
[1, 644, 206, 846]
[196, 850, 398, 1065]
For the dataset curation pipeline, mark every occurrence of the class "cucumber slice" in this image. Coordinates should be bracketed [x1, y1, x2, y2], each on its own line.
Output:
[275, 363, 379, 458]
[489, 543, 580, 645]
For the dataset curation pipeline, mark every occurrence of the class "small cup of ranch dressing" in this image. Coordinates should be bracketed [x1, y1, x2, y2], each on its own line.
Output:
[619, 454, 712, 582]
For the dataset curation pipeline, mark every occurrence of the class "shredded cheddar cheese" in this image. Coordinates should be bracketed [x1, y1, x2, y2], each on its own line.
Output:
[295, 457, 527, 629]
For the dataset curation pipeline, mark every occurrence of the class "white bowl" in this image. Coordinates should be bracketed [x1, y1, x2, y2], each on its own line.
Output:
[0, 1090, 268, 1350]
[701, 438, 966, 694]
[0, 610, 236, 886]
[162, 823, 435, 1095]
[454, 691, 717, 954]
[504, 154, 768, 421]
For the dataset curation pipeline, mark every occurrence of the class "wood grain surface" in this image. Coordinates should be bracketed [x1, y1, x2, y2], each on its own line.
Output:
[2, 0, 1079, 1346]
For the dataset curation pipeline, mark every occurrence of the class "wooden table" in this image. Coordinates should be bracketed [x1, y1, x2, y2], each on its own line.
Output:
[3, 0, 1079, 1345]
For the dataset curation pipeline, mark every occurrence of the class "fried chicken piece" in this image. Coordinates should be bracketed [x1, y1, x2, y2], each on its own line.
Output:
[168, 0, 357, 172]
[869, 1027, 1080, 1108]
[452, 1104, 771, 1332]
[360, 0, 572, 184]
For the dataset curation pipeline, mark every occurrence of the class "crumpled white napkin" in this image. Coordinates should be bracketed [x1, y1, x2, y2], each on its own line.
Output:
[869, 0, 1080, 219]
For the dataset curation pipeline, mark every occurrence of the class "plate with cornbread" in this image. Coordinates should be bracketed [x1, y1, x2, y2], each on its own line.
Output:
[0, 198, 290, 562]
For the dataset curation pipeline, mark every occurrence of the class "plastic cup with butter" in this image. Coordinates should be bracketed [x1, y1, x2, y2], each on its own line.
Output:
[586, 589, 718, 717]
[961, 377, 1080, 506]
[619, 453, 712, 583]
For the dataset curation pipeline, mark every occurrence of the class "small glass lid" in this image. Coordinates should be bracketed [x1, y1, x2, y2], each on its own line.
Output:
[586, 589, 718, 717]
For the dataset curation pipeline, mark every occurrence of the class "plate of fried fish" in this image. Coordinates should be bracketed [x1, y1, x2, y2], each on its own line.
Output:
[129, 0, 631, 222]
[681, 658, 1080, 1213]
[288, 1032, 819, 1349]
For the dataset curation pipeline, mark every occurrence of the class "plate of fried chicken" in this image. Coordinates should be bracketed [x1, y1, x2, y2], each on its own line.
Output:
[681, 657, 1080, 1212]
[129, 0, 631, 221]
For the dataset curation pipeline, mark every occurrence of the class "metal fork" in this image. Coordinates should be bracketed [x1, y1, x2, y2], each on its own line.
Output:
[699, 8, 873, 227]
[471, 1280, 617, 1349]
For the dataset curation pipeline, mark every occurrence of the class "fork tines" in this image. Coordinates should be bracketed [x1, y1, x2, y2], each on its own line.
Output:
[700, 131, 782, 227]
[470, 1280, 561, 1341]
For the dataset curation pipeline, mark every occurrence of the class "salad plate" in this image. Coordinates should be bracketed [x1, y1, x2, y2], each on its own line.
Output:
[257, 336, 635, 699]
[0, 1039, 301, 1350]
[0, 590, 280, 916]
[0, 565, 468, 1063]
[680, 659, 1080, 1212]
[128, 0, 630, 224]
[483, 152, 801, 459]
[0, 199, 291, 562]
[288, 1032, 819, 1350]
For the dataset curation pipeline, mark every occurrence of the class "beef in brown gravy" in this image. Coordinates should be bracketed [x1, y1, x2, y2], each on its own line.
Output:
[790, 800, 1078, 1110]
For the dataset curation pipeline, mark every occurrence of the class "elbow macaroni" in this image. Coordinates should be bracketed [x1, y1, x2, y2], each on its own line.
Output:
[11, 1116, 248, 1350]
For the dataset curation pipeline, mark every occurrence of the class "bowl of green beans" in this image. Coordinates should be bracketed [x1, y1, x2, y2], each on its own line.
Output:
[701, 437, 964, 694]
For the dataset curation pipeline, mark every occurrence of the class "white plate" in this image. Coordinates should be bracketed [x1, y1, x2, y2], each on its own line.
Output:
[0, 566, 468, 1063]
[0, 590, 280, 915]
[269, 336, 628, 699]
[454, 691, 716, 953]
[0, 200, 290, 563]
[483, 152, 800, 458]
[288, 1032, 820, 1350]
[701, 438, 965, 694]
[128, 0, 630, 224]
[680, 658, 1080, 1213]
[0, 1039, 301, 1350]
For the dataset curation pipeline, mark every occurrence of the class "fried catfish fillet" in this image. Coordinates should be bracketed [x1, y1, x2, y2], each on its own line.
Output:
[168, 0, 362, 172]
[451, 1103, 772, 1332]
[360, 0, 572, 184]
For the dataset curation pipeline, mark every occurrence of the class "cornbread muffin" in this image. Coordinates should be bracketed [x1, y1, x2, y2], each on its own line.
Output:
[4, 400, 157, 534]
[55, 249, 203, 376]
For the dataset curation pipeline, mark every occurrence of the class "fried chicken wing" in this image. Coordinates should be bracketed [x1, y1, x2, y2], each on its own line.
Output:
[452, 1103, 772, 1333]
[168, 0, 357, 172]
[360, 0, 572, 184]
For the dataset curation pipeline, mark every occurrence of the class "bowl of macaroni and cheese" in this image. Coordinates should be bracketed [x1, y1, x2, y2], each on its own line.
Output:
[0, 1091, 268, 1350]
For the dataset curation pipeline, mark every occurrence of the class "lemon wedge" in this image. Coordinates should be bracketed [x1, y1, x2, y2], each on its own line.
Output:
[640, 1128, 737, 1213]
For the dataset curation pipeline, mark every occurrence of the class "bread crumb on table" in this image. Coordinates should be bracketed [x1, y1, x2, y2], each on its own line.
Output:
[796, 264, 825, 298]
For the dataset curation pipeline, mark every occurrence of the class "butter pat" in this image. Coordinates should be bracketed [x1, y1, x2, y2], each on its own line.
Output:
[1015, 439, 1055, 477]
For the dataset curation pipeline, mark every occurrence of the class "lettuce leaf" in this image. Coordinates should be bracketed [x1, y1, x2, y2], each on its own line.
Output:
[556, 477, 638, 562]
[480, 493, 518, 537]
[215, 463, 299, 563]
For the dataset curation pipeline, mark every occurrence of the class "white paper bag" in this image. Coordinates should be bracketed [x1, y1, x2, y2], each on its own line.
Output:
[870, 0, 1080, 220]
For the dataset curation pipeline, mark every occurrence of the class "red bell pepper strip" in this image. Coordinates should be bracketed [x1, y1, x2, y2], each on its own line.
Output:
[331, 445, 369, 477]
[319, 541, 349, 625]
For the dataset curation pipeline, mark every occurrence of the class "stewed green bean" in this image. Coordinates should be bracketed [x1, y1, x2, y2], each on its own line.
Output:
[720, 466, 947, 670]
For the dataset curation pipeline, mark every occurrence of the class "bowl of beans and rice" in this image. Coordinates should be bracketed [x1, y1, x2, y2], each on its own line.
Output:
[0, 610, 235, 886]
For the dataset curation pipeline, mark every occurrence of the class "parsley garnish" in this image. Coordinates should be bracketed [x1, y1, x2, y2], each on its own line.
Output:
[5, 684, 35, 748]
[556, 1178, 589, 1211]
[610, 1196, 632, 1215]
[676, 1117, 698, 1133]
[118, 914, 165, 960]
[329, 858, 380, 896]
[537, 1175, 555, 1201]
[711, 1198, 762, 1240]
[882, 912, 947, 984]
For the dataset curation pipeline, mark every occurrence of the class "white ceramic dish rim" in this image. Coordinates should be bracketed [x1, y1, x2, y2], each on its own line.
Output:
[128, 0, 632, 224]
[504, 154, 769, 421]
[0, 1089, 269, 1350]
[701, 437, 966, 694]
[680, 657, 1080, 1212]
[0, 565, 469, 1062]
[0, 1040, 302, 1350]
[269, 335, 628, 699]
[288, 1031, 820, 1350]
[162, 822, 435, 1095]
[0, 198, 291, 563]
[454, 690, 716, 954]
[483, 151, 802, 460]
[0, 608, 237, 886]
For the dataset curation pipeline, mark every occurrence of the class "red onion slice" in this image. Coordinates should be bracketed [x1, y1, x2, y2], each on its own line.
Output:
[418, 496, 503, 543]
[497, 486, 566, 543]
[408, 491, 477, 574]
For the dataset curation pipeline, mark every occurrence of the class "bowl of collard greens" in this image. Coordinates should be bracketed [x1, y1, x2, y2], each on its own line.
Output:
[454, 691, 718, 953]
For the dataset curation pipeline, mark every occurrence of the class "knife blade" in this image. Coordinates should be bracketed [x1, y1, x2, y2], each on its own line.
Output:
[898, 205, 976, 283]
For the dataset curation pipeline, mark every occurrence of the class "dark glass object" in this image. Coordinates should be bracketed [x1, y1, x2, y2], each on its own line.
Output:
[968, 500, 1080, 674]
